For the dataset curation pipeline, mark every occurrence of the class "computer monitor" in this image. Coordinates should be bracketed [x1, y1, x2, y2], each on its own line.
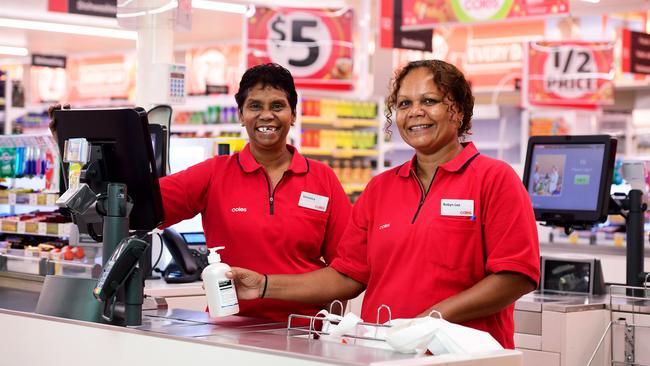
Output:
[53, 108, 164, 231]
[522, 135, 617, 227]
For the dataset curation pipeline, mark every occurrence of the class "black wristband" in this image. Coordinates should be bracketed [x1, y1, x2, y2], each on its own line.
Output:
[260, 274, 268, 299]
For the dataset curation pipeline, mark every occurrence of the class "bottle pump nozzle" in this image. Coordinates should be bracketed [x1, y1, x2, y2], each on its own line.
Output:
[208, 246, 225, 264]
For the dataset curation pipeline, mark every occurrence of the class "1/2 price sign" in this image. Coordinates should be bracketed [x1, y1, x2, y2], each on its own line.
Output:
[527, 41, 614, 106]
[247, 7, 354, 91]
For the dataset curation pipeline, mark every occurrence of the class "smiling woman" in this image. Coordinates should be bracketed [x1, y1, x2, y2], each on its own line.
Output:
[158, 63, 352, 324]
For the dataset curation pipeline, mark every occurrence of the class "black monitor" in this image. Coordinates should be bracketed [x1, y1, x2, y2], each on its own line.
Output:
[522, 135, 617, 227]
[148, 123, 167, 177]
[540, 255, 605, 295]
[53, 108, 164, 231]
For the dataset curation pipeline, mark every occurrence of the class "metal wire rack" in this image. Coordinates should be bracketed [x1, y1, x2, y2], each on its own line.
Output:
[588, 277, 650, 366]
[286, 301, 444, 346]
[286, 301, 393, 344]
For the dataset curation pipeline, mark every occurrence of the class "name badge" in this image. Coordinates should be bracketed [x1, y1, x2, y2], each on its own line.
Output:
[298, 191, 329, 212]
[440, 199, 474, 217]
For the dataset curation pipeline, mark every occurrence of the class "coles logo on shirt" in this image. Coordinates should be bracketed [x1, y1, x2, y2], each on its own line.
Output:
[231, 207, 247, 213]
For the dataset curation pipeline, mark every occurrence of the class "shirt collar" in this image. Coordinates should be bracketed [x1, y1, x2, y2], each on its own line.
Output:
[237, 143, 309, 174]
[397, 142, 480, 178]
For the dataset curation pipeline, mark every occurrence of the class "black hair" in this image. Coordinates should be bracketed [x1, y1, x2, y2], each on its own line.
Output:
[235, 63, 298, 115]
[385, 59, 474, 138]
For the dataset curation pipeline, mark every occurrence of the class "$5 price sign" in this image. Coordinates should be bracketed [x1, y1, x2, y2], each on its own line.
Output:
[528, 41, 614, 106]
[248, 7, 354, 91]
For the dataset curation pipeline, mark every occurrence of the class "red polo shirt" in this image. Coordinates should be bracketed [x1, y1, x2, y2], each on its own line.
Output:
[160, 144, 351, 322]
[331, 142, 539, 348]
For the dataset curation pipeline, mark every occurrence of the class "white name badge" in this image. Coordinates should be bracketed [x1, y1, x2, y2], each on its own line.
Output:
[298, 191, 329, 212]
[440, 199, 474, 217]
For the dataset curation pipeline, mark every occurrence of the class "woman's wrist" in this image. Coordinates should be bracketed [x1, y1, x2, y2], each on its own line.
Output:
[260, 274, 268, 299]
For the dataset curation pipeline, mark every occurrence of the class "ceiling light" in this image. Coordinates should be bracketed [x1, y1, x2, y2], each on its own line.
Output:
[0, 46, 28, 56]
[580, 0, 600, 3]
[193, 0, 248, 14]
[0, 18, 137, 40]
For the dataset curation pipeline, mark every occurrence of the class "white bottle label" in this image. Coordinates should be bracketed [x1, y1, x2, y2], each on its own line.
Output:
[217, 279, 238, 308]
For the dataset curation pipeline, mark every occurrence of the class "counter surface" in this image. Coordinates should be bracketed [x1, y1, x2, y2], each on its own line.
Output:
[1, 307, 522, 365]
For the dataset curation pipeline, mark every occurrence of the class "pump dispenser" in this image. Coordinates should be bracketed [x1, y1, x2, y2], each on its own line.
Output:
[202, 246, 239, 317]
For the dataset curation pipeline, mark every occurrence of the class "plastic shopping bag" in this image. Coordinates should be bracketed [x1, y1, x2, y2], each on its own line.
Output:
[426, 319, 503, 355]
[385, 316, 503, 355]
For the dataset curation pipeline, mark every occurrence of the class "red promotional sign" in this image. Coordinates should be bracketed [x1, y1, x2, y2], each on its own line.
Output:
[247, 7, 354, 91]
[527, 41, 614, 106]
[622, 29, 650, 75]
[401, 0, 568, 29]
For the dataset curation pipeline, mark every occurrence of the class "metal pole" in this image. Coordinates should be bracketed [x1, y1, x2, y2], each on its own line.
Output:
[124, 267, 144, 326]
[102, 183, 129, 265]
[626, 189, 645, 297]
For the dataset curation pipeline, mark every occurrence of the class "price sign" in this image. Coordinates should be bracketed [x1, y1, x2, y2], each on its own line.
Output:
[38, 223, 47, 236]
[7, 193, 17, 205]
[544, 46, 597, 99]
[17, 221, 26, 234]
[528, 41, 614, 106]
[248, 7, 354, 91]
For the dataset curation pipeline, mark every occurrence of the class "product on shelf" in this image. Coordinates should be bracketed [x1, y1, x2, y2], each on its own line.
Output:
[302, 98, 377, 119]
[14, 111, 50, 130]
[322, 158, 373, 186]
[173, 105, 239, 125]
[301, 129, 377, 150]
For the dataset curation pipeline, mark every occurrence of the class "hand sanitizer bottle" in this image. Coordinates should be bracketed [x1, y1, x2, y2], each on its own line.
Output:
[203, 246, 239, 317]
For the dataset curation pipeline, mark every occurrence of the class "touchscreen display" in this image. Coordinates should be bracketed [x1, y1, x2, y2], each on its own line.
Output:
[527, 143, 605, 211]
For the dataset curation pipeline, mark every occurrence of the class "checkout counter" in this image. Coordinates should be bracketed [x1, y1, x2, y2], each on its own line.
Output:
[0, 272, 521, 366]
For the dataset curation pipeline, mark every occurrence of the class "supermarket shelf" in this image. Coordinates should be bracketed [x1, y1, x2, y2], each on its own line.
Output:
[0, 220, 72, 237]
[170, 123, 243, 134]
[0, 192, 58, 206]
[174, 95, 237, 111]
[301, 116, 379, 128]
[300, 147, 378, 158]
[342, 183, 367, 194]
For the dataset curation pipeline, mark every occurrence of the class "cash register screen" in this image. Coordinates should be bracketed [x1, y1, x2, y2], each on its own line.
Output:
[526, 143, 605, 211]
[180, 232, 206, 247]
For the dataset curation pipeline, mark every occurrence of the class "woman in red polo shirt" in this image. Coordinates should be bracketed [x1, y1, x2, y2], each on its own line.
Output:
[227, 60, 540, 348]
[159, 63, 351, 322]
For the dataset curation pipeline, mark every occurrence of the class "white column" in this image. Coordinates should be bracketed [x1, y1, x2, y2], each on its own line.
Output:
[134, 0, 175, 109]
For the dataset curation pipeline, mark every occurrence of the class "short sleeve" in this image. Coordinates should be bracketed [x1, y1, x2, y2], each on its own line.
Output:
[483, 164, 540, 286]
[158, 157, 216, 228]
[329, 182, 374, 284]
[321, 169, 352, 264]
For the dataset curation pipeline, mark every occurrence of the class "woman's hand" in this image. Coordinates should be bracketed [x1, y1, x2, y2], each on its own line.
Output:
[47, 103, 70, 139]
[226, 267, 266, 300]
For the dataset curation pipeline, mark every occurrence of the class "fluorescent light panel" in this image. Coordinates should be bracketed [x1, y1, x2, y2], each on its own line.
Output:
[193, 0, 247, 13]
[0, 17, 137, 40]
[0, 46, 28, 56]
